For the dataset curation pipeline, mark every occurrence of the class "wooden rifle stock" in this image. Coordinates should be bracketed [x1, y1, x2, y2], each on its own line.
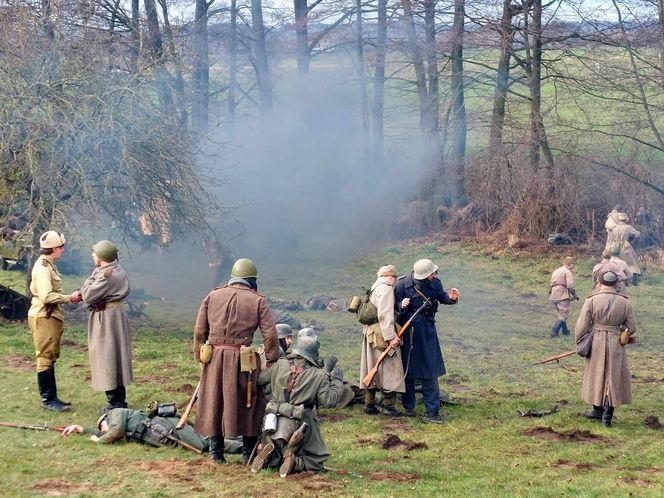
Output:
[167, 434, 203, 454]
[176, 380, 200, 429]
[362, 302, 428, 387]
[0, 422, 66, 432]
[532, 350, 576, 365]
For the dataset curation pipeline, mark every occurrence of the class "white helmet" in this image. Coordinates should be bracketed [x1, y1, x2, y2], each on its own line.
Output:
[413, 259, 438, 280]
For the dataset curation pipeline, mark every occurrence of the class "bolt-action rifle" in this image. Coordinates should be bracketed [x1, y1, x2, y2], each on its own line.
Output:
[176, 380, 200, 429]
[0, 422, 67, 432]
[532, 350, 576, 365]
[362, 301, 428, 387]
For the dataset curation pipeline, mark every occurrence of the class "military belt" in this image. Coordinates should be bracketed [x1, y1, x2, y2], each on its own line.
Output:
[592, 324, 622, 333]
[211, 344, 242, 350]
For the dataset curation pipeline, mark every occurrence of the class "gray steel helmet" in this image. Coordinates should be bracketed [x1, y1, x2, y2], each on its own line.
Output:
[93, 240, 118, 262]
[413, 259, 438, 280]
[292, 336, 320, 366]
[230, 258, 258, 278]
[276, 323, 293, 339]
[297, 327, 318, 340]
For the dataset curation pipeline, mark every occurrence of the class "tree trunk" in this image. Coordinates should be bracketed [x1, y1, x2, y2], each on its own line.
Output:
[158, 0, 187, 126]
[448, 0, 466, 205]
[129, 0, 140, 73]
[658, 0, 664, 85]
[144, 0, 175, 114]
[251, 0, 273, 113]
[294, 0, 310, 75]
[356, 0, 370, 166]
[423, 0, 439, 137]
[41, 0, 55, 40]
[228, 0, 238, 130]
[371, 0, 388, 171]
[192, 0, 210, 131]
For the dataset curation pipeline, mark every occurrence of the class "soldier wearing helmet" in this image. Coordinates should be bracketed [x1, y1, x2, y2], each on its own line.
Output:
[395, 259, 459, 424]
[276, 324, 294, 355]
[28, 230, 83, 412]
[193, 258, 280, 465]
[79, 240, 133, 411]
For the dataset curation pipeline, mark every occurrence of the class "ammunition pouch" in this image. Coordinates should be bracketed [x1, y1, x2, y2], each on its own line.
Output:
[199, 341, 212, 364]
[240, 345, 257, 372]
[144, 418, 178, 448]
[146, 401, 177, 418]
[127, 421, 149, 444]
[619, 329, 631, 346]
[365, 323, 388, 351]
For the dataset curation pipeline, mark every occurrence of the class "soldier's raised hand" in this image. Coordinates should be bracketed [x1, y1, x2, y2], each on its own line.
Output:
[448, 288, 459, 301]
[324, 355, 338, 373]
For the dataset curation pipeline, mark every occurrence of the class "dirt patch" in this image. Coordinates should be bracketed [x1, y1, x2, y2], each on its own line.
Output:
[619, 476, 652, 487]
[32, 478, 98, 495]
[169, 383, 195, 394]
[644, 416, 662, 429]
[287, 472, 345, 492]
[521, 426, 606, 443]
[355, 437, 372, 446]
[4, 354, 34, 371]
[319, 412, 351, 422]
[381, 433, 427, 451]
[60, 339, 87, 351]
[368, 471, 420, 483]
[550, 459, 593, 471]
[136, 458, 205, 484]
[159, 363, 179, 371]
[135, 375, 172, 385]
[70, 363, 87, 369]
[383, 419, 413, 433]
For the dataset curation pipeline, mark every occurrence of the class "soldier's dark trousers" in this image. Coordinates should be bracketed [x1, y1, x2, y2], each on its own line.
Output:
[403, 377, 440, 413]
[105, 386, 127, 409]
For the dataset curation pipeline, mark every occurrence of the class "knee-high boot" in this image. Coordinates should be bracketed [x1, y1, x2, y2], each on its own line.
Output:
[37, 369, 69, 412]
[207, 436, 225, 462]
[242, 436, 258, 465]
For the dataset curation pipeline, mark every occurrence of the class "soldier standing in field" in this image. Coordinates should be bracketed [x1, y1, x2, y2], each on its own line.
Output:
[359, 264, 405, 417]
[611, 214, 641, 285]
[193, 258, 280, 464]
[604, 205, 626, 251]
[28, 230, 82, 412]
[79, 240, 133, 411]
[549, 256, 577, 337]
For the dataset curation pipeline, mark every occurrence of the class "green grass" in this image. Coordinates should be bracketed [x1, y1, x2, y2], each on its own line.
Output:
[1, 241, 664, 497]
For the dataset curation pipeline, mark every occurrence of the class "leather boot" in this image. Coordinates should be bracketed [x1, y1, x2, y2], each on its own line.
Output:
[583, 405, 603, 420]
[105, 386, 127, 410]
[602, 405, 614, 427]
[242, 436, 258, 465]
[51, 367, 72, 406]
[560, 321, 570, 336]
[551, 320, 563, 337]
[364, 388, 378, 414]
[207, 436, 225, 463]
[37, 370, 69, 412]
[378, 392, 403, 417]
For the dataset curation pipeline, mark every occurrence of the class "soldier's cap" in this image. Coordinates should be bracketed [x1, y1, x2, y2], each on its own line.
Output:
[276, 323, 293, 339]
[600, 271, 618, 286]
[377, 265, 398, 277]
[39, 230, 66, 249]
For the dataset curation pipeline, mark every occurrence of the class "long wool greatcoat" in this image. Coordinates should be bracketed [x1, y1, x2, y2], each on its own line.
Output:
[193, 282, 279, 438]
[574, 288, 637, 407]
[395, 273, 457, 379]
[359, 277, 405, 392]
[611, 222, 641, 275]
[80, 261, 132, 391]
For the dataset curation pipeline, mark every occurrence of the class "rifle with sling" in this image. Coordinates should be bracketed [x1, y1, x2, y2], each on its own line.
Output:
[0, 422, 67, 432]
[532, 350, 576, 365]
[176, 380, 200, 429]
[362, 302, 428, 386]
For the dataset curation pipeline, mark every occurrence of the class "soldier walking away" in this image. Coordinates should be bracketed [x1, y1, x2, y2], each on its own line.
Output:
[251, 336, 344, 477]
[395, 259, 459, 423]
[592, 248, 629, 296]
[28, 230, 82, 411]
[611, 214, 642, 285]
[61, 406, 242, 455]
[193, 258, 280, 464]
[548, 256, 577, 337]
[575, 271, 637, 427]
[359, 265, 406, 417]
[79, 241, 133, 411]
[604, 205, 627, 252]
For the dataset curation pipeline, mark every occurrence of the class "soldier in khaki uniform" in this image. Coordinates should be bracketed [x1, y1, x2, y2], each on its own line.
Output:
[28, 230, 82, 411]
[548, 256, 577, 337]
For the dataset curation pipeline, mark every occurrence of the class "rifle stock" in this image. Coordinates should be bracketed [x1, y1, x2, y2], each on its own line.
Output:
[176, 380, 200, 429]
[532, 350, 576, 365]
[362, 302, 428, 387]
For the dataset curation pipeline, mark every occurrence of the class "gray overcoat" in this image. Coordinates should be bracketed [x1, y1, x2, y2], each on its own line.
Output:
[80, 261, 133, 391]
[612, 222, 641, 274]
[574, 288, 637, 407]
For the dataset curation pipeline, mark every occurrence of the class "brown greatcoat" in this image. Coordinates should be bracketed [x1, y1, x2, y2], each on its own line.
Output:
[193, 282, 279, 438]
[80, 261, 133, 391]
[574, 288, 637, 407]
[611, 222, 641, 275]
[359, 278, 405, 393]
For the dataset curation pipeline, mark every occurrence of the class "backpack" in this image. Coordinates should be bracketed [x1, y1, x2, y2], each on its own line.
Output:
[357, 287, 379, 325]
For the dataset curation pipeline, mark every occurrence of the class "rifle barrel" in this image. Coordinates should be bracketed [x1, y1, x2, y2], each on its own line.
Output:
[533, 350, 577, 365]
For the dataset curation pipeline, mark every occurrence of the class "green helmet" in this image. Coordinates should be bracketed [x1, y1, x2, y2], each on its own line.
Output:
[93, 240, 118, 262]
[276, 323, 293, 339]
[292, 336, 320, 366]
[231, 258, 258, 278]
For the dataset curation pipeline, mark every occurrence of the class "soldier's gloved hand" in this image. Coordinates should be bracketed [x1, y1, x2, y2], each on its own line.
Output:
[324, 355, 338, 373]
[331, 366, 344, 381]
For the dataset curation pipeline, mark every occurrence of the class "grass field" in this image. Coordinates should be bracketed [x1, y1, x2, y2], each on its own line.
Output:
[1, 240, 663, 497]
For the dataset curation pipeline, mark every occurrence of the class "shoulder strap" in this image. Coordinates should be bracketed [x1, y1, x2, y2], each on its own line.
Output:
[284, 359, 307, 402]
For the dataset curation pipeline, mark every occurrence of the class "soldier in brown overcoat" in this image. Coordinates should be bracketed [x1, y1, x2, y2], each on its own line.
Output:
[575, 271, 637, 427]
[193, 258, 279, 463]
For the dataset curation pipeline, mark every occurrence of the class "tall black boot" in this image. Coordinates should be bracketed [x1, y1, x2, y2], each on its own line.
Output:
[50, 367, 72, 406]
[208, 436, 225, 463]
[602, 404, 615, 427]
[37, 370, 69, 412]
[242, 436, 258, 465]
[105, 385, 127, 410]
[583, 405, 603, 420]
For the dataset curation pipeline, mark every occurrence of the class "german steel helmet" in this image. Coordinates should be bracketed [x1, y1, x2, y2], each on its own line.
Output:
[413, 259, 438, 280]
[276, 323, 293, 339]
[93, 240, 118, 262]
[230, 258, 258, 278]
[292, 336, 320, 366]
[297, 327, 318, 340]
[39, 230, 66, 249]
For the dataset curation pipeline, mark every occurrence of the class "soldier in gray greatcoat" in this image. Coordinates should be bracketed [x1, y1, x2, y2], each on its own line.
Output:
[79, 240, 132, 411]
[611, 214, 641, 284]
[575, 271, 637, 427]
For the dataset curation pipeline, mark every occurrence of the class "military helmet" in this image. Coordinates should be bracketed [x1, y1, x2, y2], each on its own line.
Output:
[39, 230, 66, 249]
[230, 258, 258, 278]
[297, 327, 318, 340]
[292, 336, 320, 366]
[276, 323, 293, 339]
[93, 240, 118, 262]
[600, 270, 618, 286]
[413, 259, 438, 280]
